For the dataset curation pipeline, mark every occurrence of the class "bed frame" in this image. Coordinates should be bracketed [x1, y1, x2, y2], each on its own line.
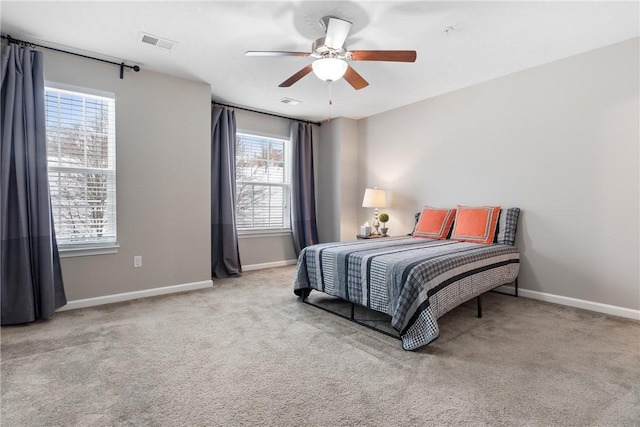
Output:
[300, 278, 519, 341]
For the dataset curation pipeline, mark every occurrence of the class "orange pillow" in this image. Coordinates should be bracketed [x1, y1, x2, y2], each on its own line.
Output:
[413, 207, 457, 239]
[450, 205, 501, 244]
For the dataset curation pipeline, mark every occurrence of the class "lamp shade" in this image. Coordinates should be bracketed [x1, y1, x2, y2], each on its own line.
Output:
[362, 188, 387, 208]
[312, 58, 348, 82]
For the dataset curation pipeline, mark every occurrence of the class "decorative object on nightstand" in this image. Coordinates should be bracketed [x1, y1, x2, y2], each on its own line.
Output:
[378, 212, 389, 236]
[362, 187, 387, 236]
[359, 223, 372, 237]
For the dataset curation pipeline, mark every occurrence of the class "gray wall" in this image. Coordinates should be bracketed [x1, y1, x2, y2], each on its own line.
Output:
[357, 38, 639, 310]
[43, 50, 212, 301]
[41, 35, 638, 312]
[316, 117, 360, 243]
[316, 119, 341, 242]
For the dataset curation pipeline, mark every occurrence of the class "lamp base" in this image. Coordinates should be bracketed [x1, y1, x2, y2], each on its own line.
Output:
[371, 217, 381, 235]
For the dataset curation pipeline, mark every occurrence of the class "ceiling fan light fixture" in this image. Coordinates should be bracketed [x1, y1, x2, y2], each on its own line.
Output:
[312, 58, 348, 82]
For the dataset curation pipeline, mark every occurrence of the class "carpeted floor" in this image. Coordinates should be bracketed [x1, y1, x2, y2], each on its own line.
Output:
[2, 266, 639, 426]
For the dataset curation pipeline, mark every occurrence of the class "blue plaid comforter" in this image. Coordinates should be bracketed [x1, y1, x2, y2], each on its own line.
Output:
[294, 236, 520, 350]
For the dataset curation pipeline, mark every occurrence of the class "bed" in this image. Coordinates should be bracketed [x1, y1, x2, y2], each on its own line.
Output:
[294, 206, 520, 350]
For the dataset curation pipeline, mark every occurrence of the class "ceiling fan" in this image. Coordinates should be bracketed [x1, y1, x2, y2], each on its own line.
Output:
[245, 16, 417, 90]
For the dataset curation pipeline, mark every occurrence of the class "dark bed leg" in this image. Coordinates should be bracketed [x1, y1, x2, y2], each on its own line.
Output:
[299, 288, 311, 301]
[490, 277, 519, 297]
[477, 296, 482, 318]
[350, 303, 355, 320]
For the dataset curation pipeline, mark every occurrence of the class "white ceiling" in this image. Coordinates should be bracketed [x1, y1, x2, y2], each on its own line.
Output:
[2, 1, 638, 122]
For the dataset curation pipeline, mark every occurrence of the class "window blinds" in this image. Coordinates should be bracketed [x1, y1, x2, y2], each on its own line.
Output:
[235, 133, 290, 230]
[45, 87, 117, 247]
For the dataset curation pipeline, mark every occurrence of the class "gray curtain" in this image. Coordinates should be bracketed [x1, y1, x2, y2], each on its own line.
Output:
[211, 105, 242, 278]
[290, 121, 319, 255]
[1, 44, 66, 324]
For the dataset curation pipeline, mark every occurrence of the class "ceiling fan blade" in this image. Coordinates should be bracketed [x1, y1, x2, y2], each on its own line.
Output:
[245, 51, 310, 57]
[279, 65, 313, 87]
[324, 17, 352, 49]
[343, 65, 369, 90]
[348, 50, 417, 62]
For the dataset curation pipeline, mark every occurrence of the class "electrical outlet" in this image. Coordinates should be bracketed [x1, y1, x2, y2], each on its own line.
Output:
[133, 256, 142, 268]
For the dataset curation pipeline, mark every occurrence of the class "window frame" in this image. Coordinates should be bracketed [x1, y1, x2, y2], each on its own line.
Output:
[45, 82, 118, 257]
[235, 130, 292, 236]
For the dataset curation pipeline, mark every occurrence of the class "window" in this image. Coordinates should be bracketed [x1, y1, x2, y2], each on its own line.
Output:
[45, 85, 117, 251]
[235, 132, 290, 231]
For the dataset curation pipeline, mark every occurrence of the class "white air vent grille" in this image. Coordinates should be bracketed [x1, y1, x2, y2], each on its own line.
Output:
[141, 34, 159, 45]
[156, 39, 174, 50]
[139, 32, 176, 51]
[280, 97, 301, 105]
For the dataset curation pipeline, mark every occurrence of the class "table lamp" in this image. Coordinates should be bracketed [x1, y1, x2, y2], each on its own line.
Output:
[362, 187, 388, 236]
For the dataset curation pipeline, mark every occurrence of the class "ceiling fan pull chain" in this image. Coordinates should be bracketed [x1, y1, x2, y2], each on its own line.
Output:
[327, 82, 333, 121]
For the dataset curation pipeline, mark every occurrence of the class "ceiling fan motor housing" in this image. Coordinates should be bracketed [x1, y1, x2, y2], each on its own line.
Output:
[312, 38, 346, 58]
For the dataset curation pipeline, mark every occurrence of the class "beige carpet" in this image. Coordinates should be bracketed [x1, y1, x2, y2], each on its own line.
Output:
[2, 266, 639, 426]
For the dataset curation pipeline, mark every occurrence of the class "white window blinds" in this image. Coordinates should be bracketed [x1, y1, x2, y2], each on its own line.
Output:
[235, 132, 290, 230]
[45, 86, 117, 247]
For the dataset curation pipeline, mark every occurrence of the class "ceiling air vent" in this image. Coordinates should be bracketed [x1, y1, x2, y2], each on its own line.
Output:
[139, 32, 176, 51]
[280, 97, 301, 105]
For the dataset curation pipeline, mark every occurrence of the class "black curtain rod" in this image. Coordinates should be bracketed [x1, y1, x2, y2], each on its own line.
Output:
[1, 34, 140, 79]
[213, 101, 321, 127]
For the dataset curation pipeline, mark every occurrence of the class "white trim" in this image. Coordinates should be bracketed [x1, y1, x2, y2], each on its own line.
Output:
[495, 285, 640, 321]
[238, 230, 292, 238]
[46, 81, 115, 100]
[242, 259, 297, 271]
[57, 280, 213, 311]
[59, 244, 120, 258]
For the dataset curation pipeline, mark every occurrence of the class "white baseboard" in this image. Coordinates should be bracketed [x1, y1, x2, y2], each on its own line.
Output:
[58, 274, 638, 322]
[495, 285, 640, 321]
[242, 259, 297, 271]
[57, 280, 213, 311]
[58, 260, 297, 311]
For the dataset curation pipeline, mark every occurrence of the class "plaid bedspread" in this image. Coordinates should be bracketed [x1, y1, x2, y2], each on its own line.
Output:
[294, 236, 520, 350]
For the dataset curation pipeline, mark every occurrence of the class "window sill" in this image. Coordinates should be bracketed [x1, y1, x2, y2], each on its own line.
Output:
[238, 230, 292, 239]
[58, 244, 119, 258]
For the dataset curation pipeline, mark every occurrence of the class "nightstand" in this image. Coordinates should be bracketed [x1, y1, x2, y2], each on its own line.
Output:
[356, 234, 390, 240]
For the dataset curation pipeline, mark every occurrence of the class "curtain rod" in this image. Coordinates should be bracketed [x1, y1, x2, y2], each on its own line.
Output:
[212, 101, 321, 127]
[1, 34, 140, 80]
